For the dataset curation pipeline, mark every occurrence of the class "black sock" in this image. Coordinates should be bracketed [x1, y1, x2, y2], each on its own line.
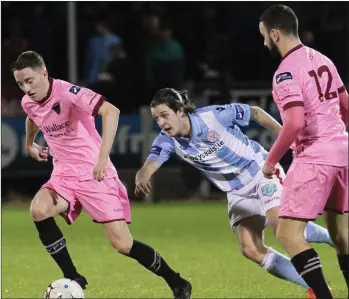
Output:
[337, 255, 349, 290]
[291, 249, 332, 299]
[34, 217, 78, 279]
[128, 240, 182, 288]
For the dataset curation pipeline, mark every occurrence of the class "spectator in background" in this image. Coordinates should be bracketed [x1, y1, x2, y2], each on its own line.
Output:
[28, 4, 53, 70]
[86, 21, 123, 85]
[145, 23, 185, 97]
[97, 44, 138, 113]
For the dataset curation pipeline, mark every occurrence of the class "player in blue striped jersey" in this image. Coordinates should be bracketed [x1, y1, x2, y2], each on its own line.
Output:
[135, 88, 334, 295]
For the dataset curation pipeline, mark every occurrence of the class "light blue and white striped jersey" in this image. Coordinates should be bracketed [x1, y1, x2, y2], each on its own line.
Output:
[147, 104, 268, 192]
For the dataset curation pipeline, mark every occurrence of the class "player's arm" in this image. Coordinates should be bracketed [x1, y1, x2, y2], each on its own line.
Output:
[250, 106, 282, 134]
[339, 88, 348, 127]
[66, 84, 120, 180]
[94, 101, 120, 180]
[25, 117, 48, 162]
[330, 61, 348, 127]
[135, 160, 162, 199]
[135, 134, 174, 199]
[264, 71, 304, 175]
[25, 117, 40, 150]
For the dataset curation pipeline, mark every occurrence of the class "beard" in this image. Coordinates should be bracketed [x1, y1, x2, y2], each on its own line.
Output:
[268, 39, 280, 58]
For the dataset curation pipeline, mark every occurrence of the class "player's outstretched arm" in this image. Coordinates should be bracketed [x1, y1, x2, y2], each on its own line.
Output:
[25, 117, 49, 162]
[250, 106, 282, 135]
[135, 160, 162, 199]
[93, 101, 120, 181]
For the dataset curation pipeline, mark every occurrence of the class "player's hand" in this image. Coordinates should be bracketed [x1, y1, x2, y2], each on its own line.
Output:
[135, 181, 152, 199]
[27, 143, 49, 162]
[262, 163, 275, 179]
[93, 157, 108, 181]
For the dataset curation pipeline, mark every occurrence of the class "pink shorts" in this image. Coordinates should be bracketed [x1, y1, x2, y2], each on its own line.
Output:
[279, 162, 348, 220]
[42, 176, 131, 224]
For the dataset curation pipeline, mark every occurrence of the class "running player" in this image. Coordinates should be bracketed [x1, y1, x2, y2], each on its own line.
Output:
[135, 87, 334, 297]
[259, 5, 348, 299]
[12, 51, 191, 299]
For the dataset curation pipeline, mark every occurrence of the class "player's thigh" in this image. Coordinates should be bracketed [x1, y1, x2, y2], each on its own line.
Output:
[323, 210, 348, 254]
[265, 206, 279, 235]
[227, 190, 265, 228]
[279, 162, 337, 220]
[74, 177, 132, 224]
[30, 188, 69, 221]
[234, 215, 268, 263]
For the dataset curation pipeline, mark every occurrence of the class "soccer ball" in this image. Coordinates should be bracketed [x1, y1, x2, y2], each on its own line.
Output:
[44, 278, 84, 298]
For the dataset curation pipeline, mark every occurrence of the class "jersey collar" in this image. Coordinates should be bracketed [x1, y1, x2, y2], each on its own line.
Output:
[280, 44, 304, 63]
[188, 113, 202, 142]
[37, 77, 54, 105]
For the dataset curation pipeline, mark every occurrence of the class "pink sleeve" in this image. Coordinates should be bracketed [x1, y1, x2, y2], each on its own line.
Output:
[66, 85, 105, 117]
[273, 70, 304, 111]
[266, 106, 305, 168]
[330, 61, 346, 95]
[339, 90, 348, 127]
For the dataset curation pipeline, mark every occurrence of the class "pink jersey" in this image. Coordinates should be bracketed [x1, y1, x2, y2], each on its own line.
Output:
[21, 78, 118, 180]
[272, 44, 348, 166]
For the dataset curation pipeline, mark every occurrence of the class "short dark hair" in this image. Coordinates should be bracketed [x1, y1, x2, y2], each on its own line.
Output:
[259, 4, 298, 36]
[150, 88, 196, 114]
[11, 51, 46, 73]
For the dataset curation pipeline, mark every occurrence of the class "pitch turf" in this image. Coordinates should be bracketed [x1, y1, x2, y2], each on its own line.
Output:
[2, 202, 346, 298]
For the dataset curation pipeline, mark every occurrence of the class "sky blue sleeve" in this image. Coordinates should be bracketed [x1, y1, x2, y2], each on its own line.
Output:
[146, 133, 175, 165]
[213, 103, 251, 127]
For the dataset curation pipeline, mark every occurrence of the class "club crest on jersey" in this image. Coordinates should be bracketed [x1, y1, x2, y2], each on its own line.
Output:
[69, 85, 81, 95]
[276, 72, 293, 84]
[52, 102, 61, 115]
[207, 130, 220, 143]
[261, 183, 277, 197]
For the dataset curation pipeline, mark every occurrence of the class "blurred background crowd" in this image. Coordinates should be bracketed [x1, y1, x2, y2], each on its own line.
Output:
[2, 1, 349, 116]
[2, 1, 349, 201]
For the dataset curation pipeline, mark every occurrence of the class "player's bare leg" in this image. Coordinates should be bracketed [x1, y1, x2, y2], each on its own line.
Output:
[277, 218, 333, 298]
[104, 220, 191, 299]
[234, 215, 310, 290]
[324, 211, 349, 296]
[31, 188, 87, 288]
[266, 207, 333, 247]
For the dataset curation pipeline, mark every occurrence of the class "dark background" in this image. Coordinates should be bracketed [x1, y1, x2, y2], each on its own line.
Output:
[2, 1, 348, 201]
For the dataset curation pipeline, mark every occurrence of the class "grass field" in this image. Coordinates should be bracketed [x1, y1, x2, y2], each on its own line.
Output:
[2, 202, 346, 298]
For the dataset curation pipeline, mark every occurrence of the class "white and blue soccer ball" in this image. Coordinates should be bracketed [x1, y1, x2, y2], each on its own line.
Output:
[44, 278, 84, 298]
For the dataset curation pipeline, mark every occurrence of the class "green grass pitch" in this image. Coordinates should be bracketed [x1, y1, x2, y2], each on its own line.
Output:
[2, 202, 346, 298]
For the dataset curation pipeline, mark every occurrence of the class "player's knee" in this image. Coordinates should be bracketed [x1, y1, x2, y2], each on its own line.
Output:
[109, 237, 133, 254]
[240, 244, 261, 263]
[30, 200, 53, 221]
[330, 227, 349, 248]
[275, 229, 289, 245]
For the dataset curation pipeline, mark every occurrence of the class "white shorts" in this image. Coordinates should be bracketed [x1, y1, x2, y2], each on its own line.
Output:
[227, 166, 285, 228]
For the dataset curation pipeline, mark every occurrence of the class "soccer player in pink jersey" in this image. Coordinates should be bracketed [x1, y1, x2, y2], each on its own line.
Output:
[11, 51, 192, 299]
[259, 5, 348, 299]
